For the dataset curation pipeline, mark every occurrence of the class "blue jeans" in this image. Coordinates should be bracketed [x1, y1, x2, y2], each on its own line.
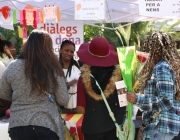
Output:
[9, 125, 59, 140]
[150, 130, 175, 140]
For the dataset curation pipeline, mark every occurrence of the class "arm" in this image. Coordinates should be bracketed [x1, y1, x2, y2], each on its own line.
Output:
[55, 76, 69, 106]
[135, 65, 174, 112]
[0, 61, 6, 79]
[0, 69, 12, 101]
[66, 79, 78, 89]
[76, 76, 86, 114]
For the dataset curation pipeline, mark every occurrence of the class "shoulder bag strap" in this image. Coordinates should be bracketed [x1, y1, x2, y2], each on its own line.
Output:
[90, 74, 122, 133]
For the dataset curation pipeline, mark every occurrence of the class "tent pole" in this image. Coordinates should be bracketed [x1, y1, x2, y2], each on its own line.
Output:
[10, 1, 19, 11]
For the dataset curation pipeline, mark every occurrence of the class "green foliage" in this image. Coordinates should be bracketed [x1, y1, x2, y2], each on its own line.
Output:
[102, 23, 122, 47]
[130, 21, 155, 49]
[84, 24, 103, 42]
[116, 23, 131, 47]
[154, 20, 180, 40]
[0, 24, 34, 58]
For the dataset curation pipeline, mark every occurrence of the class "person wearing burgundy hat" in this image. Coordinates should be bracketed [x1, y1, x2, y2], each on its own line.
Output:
[76, 37, 126, 140]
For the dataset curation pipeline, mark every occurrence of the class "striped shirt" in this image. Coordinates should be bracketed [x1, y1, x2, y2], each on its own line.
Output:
[135, 59, 180, 139]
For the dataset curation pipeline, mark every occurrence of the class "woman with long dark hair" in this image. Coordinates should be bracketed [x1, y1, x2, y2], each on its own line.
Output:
[59, 40, 82, 113]
[0, 30, 69, 140]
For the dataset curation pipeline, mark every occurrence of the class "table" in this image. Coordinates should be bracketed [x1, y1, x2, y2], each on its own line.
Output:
[0, 120, 10, 140]
[62, 114, 84, 140]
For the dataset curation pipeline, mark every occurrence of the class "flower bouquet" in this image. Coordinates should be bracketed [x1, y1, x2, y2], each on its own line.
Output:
[133, 51, 149, 92]
[117, 46, 137, 126]
[117, 46, 137, 140]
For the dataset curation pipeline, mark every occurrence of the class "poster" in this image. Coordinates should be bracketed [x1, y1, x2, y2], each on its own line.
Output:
[138, 0, 180, 17]
[75, 0, 105, 20]
[37, 21, 83, 57]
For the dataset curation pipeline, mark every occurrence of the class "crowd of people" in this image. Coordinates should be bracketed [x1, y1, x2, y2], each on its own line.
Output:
[0, 29, 179, 140]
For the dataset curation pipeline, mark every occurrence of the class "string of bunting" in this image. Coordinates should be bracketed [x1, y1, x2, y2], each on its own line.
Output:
[0, 4, 61, 38]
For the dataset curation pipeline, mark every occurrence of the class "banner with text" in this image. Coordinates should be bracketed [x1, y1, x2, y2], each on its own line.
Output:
[75, 0, 105, 20]
[138, 0, 180, 17]
[37, 21, 83, 57]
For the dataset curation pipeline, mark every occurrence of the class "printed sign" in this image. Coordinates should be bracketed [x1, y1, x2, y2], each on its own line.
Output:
[138, 0, 166, 17]
[75, 0, 105, 20]
[166, 0, 180, 16]
[138, 0, 180, 17]
[37, 21, 83, 56]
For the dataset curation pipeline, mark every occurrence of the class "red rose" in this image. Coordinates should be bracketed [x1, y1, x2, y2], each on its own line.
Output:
[69, 127, 76, 136]
[5, 108, 10, 118]
[137, 54, 147, 64]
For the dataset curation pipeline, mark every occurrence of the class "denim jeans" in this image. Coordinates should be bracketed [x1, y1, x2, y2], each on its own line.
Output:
[9, 125, 59, 140]
[150, 130, 175, 140]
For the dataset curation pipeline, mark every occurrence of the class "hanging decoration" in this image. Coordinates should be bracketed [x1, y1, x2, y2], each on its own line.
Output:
[0, 6, 16, 30]
[0, 6, 10, 19]
[20, 5, 40, 29]
[20, 5, 39, 39]
[40, 4, 60, 23]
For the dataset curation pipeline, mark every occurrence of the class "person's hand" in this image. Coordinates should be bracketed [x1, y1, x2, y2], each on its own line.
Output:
[68, 79, 77, 86]
[126, 92, 136, 103]
[67, 79, 78, 89]
[4, 46, 13, 59]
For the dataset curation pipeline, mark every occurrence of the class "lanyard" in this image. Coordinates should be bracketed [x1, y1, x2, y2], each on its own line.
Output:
[37, 85, 57, 105]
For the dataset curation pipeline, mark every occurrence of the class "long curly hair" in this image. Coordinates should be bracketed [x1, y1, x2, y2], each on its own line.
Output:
[139, 31, 180, 101]
[20, 29, 64, 93]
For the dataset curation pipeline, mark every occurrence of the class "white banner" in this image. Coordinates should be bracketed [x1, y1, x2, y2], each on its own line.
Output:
[75, 0, 105, 20]
[138, 0, 180, 17]
[37, 21, 83, 57]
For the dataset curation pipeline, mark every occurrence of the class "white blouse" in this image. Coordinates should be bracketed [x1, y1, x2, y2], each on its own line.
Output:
[0, 61, 6, 79]
[63, 65, 81, 109]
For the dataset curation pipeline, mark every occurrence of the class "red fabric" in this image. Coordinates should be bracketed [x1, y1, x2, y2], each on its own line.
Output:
[77, 77, 86, 109]
[64, 114, 74, 121]
[33, 11, 37, 29]
[76, 115, 84, 140]
[22, 10, 27, 30]
[0, 6, 10, 19]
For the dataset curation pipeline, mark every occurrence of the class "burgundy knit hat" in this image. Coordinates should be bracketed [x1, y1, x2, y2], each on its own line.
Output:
[77, 37, 118, 67]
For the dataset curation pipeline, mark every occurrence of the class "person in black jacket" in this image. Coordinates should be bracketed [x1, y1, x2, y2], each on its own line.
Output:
[76, 37, 126, 140]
